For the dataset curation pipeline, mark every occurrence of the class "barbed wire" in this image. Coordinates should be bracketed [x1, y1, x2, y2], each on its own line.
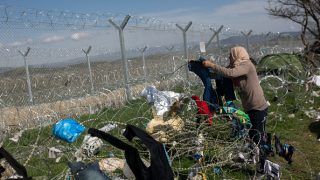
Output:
[0, 3, 299, 36]
[0, 3, 319, 180]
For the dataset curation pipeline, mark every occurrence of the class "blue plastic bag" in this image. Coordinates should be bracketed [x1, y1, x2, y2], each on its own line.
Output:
[52, 119, 85, 143]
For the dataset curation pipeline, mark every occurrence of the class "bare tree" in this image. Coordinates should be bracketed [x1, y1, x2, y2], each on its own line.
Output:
[265, 0, 320, 47]
[266, 0, 320, 67]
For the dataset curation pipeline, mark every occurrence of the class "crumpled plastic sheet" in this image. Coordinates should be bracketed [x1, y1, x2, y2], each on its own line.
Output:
[141, 86, 185, 116]
[52, 119, 85, 143]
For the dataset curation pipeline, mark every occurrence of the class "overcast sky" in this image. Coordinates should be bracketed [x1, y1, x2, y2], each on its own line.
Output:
[1, 0, 300, 33]
[0, 0, 303, 67]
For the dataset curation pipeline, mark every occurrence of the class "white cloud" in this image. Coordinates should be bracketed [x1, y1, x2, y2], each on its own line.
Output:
[137, 1, 301, 33]
[7, 39, 33, 47]
[139, 8, 197, 19]
[43, 36, 65, 43]
[70, 33, 93, 40]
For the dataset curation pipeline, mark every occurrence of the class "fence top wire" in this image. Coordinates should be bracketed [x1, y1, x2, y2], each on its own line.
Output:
[0, 3, 280, 36]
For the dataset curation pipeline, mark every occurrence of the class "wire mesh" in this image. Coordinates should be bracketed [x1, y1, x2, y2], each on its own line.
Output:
[0, 3, 319, 180]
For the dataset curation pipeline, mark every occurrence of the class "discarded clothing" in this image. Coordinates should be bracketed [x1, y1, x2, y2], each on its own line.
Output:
[191, 96, 215, 126]
[232, 143, 259, 164]
[52, 119, 85, 143]
[88, 124, 174, 180]
[68, 161, 111, 180]
[220, 107, 251, 125]
[262, 132, 274, 157]
[0, 147, 32, 180]
[227, 101, 239, 109]
[146, 116, 184, 143]
[48, 147, 63, 163]
[219, 106, 251, 139]
[229, 116, 251, 139]
[141, 86, 185, 116]
[274, 134, 295, 164]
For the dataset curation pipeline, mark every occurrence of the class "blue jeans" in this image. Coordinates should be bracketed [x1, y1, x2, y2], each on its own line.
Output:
[68, 161, 111, 180]
[246, 107, 268, 172]
[188, 61, 219, 113]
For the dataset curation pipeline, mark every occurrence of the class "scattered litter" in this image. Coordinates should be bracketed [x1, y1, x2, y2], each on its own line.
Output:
[188, 164, 201, 180]
[81, 135, 103, 157]
[172, 141, 177, 146]
[100, 124, 118, 132]
[146, 108, 184, 143]
[81, 124, 118, 157]
[52, 119, 85, 143]
[306, 75, 320, 88]
[288, 114, 295, 118]
[269, 112, 275, 115]
[214, 167, 221, 175]
[264, 160, 281, 179]
[141, 86, 185, 116]
[48, 147, 63, 163]
[99, 158, 125, 173]
[9, 130, 25, 143]
[311, 91, 320, 97]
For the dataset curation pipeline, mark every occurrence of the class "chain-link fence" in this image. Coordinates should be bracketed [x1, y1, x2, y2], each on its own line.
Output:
[0, 4, 311, 107]
[0, 4, 318, 180]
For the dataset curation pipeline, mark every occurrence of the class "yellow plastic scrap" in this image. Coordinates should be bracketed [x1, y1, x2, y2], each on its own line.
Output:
[198, 172, 207, 180]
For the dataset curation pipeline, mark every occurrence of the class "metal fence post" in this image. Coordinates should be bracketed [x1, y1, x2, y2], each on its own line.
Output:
[109, 15, 132, 100]
[165, 46, 174, 73]
[241, 30, 252, 56]
[18, 47, 33, 105]
[176, 21, 192, 82]
[276, 32, 281, 46]
[82, 46, 94, 95]
[138, 46, 147, 82]
[262, 32, 271, 47]
[209, 25, 224, 65]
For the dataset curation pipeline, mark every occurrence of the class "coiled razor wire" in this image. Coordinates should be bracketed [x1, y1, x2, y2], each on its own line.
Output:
[0, 3, 318, 180]
[0, 68, 318, 179]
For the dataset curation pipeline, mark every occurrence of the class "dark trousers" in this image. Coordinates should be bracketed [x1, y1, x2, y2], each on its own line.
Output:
[246, 107, 268, 172]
